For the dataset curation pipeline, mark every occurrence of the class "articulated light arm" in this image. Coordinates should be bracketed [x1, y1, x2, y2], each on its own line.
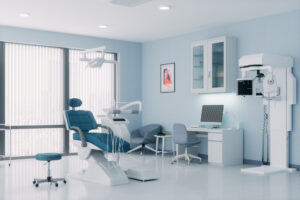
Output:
[80, 45, 119, 68]
[119, 101, 142, 114]
[105, 101, 142, 116]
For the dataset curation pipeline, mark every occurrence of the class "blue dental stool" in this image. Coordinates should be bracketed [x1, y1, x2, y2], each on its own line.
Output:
[33, 153, 67, 187]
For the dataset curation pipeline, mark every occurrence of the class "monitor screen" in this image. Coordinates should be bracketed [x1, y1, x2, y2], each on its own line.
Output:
[200, 105, 224, 125]
[238, 79, 252, 96]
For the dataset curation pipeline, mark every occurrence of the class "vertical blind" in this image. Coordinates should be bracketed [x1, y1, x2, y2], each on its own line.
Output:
[69, 50, 116, 152]
[3, 43, 117, 156]
[5, 43, 64, 156]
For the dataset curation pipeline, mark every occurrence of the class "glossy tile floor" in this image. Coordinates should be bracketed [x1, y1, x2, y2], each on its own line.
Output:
[0, 154, 300, 200]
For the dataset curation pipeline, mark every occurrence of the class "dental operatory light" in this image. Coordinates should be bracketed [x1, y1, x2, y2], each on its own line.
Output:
[19, 13, 30, 18]
[159, 5, 171, 10]
[80, 46, 118, 68]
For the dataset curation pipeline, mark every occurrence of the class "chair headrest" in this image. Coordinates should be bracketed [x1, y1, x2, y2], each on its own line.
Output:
[68, 98, 82, 108]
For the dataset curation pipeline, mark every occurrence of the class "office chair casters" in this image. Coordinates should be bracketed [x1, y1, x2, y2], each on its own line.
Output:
[33, 153, 67, 187]
[171, 146, 202, 165]
[33, 172, 67, 187]
[127, 144, 157, 155]
[127, 124, 162, 155]
[172, 124, 202, 165]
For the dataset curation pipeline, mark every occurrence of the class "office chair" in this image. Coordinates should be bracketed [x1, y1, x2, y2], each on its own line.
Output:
[64, 98, 130, 186]
[171, 123, 202, 165]
[127, 124, 162, 154]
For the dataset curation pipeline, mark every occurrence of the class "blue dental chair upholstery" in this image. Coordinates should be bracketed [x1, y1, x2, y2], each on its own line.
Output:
[65, 98, 130, 152]
[127, 124, 162, 154]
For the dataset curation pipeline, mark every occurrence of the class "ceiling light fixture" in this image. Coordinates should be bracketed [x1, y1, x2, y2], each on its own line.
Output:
[98, 25, 109, 29]
[19, 13, 30, 17]
[159, 5, 171, 11]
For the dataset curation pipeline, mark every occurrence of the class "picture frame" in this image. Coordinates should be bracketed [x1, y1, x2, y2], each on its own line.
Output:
[160, 63, 175, 93]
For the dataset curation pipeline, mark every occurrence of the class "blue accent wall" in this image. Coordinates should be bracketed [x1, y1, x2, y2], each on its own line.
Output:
[0, 25, 142, 131]
[141, 10, 300, 164]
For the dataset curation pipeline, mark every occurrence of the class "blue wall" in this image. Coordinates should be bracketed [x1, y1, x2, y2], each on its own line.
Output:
[0, 25, 142, 131]
[1, 10, 300, 165]
[142, 10, 300, 164]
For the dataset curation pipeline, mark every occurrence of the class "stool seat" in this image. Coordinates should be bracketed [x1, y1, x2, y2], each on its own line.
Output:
[36, 153, 62, 161]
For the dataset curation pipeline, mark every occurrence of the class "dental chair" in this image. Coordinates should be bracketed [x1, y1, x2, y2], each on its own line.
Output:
[64, 98, 130, 186]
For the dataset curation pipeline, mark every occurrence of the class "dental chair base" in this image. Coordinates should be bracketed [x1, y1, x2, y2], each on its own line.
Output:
[70, 149, 129, 186]
[69, 141, 129, 186]
[125, 168, 159, 182]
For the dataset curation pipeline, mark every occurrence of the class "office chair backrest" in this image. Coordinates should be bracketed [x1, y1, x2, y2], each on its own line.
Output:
[64, 98, 98, 132]
[173, 123, 188, 144]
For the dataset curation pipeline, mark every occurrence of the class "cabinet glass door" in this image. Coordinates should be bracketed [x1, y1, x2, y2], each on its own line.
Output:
[192, 45, 204, 89]
[211, 42, 224, 88]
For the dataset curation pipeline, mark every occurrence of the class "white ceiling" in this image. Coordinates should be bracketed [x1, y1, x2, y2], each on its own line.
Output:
[0, 0, 300, 42]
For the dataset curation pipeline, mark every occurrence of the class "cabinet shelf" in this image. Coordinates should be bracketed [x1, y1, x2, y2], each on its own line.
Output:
[193, 54, 203, 57]
[193, 65, 203, 68]
[193, 78, 203, 81]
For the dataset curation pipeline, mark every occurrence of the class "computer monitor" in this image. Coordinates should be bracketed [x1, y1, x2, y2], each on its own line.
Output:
[200, 105, 224, 126]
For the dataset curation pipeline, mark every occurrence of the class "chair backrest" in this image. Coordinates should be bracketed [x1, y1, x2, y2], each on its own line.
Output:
[140, 124, 161, 138]
[64, 98, 98, 132]
[173, 123, 188, 144]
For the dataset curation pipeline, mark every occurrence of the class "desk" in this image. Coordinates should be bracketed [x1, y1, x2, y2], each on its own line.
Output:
[0, 124, 12, 166]
[187, 127, 243, 166]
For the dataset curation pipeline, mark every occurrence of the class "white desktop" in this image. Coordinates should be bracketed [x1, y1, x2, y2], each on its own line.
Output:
[187, 105, 243, 166]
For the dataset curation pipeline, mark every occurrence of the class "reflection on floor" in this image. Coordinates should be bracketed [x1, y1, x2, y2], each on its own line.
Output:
[0, 153, 300, 200]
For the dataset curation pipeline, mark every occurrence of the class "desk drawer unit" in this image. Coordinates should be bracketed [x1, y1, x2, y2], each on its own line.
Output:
[208, 130, 243, 166]
[208, 133, 223, 141]
[208, 140, 222, 164]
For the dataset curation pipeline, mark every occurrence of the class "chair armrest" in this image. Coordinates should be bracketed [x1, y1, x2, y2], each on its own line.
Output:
[97, 124, 113, 135]
[70, 126, 87, 147]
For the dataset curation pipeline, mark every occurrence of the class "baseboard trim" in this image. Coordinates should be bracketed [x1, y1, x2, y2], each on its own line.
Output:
[243, 159, 265, 166]
[196, 155, 300, 170]
[243, 159, 300, 171]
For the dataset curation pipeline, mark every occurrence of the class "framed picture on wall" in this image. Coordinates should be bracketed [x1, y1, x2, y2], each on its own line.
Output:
[160, 63, 175, 93]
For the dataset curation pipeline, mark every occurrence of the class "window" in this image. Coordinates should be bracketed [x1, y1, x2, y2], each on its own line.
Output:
[69, 50, 117, 152]
[2, 43, 117, 157]
[5, 43, 64, 156]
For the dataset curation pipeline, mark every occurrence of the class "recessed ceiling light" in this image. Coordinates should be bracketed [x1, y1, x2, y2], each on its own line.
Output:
[19, 13, 30, 17]
[159, 5, 171, 11]
[98, 25, 109, 29]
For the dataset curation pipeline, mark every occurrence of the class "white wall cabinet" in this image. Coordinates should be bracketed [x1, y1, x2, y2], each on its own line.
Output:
[191, 36, 237, 93]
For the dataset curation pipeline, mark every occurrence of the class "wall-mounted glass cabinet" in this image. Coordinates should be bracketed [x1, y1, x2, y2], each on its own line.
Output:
[191, 36, 237, 93]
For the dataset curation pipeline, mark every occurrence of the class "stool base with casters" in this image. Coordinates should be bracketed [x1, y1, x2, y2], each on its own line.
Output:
[33, 153, 67, 187]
